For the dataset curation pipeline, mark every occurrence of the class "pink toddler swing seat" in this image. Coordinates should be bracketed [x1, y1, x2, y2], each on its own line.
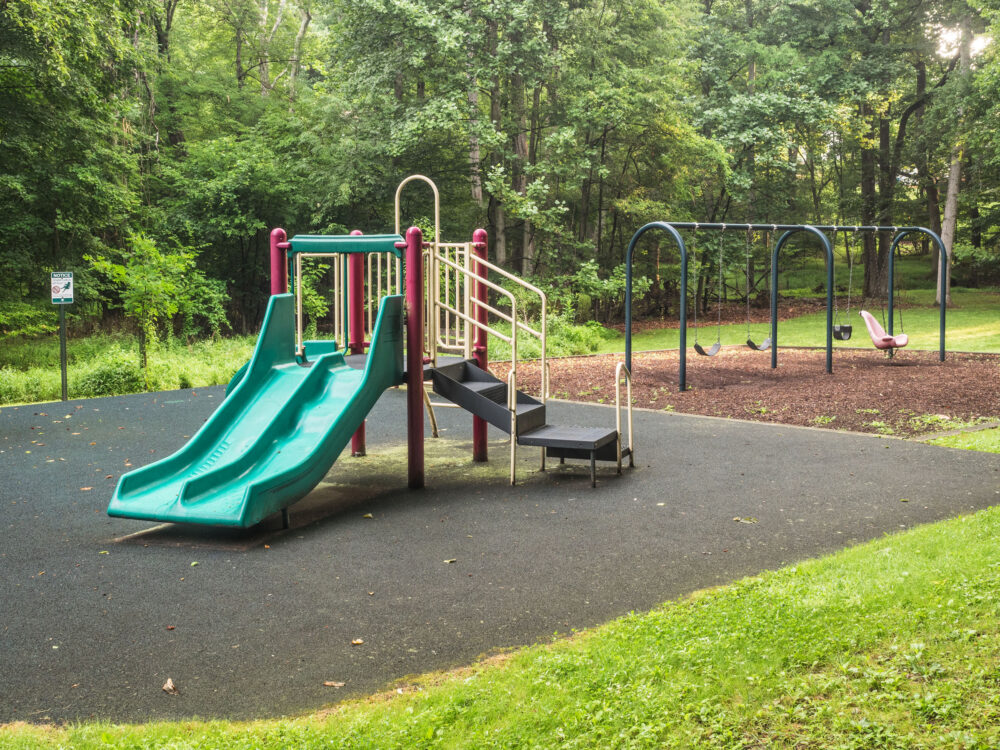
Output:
[859, 310, 908, 350]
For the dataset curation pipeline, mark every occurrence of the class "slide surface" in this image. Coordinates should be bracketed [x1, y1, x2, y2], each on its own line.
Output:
[107, 293, 404, 527]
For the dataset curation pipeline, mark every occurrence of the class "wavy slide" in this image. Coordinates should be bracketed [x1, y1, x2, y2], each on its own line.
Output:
[107, 293, 404, 527]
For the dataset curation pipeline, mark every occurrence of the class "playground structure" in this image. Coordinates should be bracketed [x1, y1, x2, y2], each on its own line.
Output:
[107, 177, 634, 528]
[623, 222, 950, 391]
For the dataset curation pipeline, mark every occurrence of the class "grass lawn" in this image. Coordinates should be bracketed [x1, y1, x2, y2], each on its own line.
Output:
[0, 334, 255, 406]
[927, 427, 1000, 452]
[6, 482, 1000, 747]
[596, 287, 1000, 355]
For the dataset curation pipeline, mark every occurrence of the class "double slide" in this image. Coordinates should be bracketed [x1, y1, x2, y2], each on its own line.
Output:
[107, 293, 404, 528]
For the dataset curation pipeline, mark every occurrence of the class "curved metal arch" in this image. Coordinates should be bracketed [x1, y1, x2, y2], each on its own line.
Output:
[624, 221, 690, 391]
[886, 227, 948, 361]
[769, 225, 835, 373]
[394, 175, 440, 248]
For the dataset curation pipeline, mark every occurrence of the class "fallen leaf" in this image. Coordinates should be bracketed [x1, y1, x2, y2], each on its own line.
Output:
[362, 513, 373, 519]
[166, 625, 176, 631]
[89, 442, 96, 446]
[732, 516, 758, 524]
[323, 681, 346, 688]
[162, 678, 179, 695]
[80, 487, 92, 491]
[105, 475, 113, 479]
[190, 561, 199, 567]
[368, 591, 374, 596]
[99, 550, 109, 555]
[351, 638, 364, 646]
[899, 498, 910, 502]
[443, 558, 457, 564]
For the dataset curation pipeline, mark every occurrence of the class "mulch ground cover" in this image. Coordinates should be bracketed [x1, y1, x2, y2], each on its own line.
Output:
[496, 348, 1000, 438]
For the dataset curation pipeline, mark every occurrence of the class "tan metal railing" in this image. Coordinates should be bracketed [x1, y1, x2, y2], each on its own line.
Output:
[615, 362, 635, 473]
[295, 252, 348, 357]
[394, 175, 550, 483]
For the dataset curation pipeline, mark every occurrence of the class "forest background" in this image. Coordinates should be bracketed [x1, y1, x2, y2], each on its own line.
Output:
[1, 0, 998, 344]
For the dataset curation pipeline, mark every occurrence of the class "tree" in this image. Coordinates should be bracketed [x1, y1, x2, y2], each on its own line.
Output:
[88, 235, 194, 383]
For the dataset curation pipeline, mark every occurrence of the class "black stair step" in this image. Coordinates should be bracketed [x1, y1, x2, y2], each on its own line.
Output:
[430, 361, 546, 436]
[519, 425, 623, 487]
[461, 379, 508, 403]
[517, 424, 619, 460]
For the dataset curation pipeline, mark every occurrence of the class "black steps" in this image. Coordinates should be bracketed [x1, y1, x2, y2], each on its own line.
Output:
[431, 361, 546, 436]
[431, 361, 627, 486]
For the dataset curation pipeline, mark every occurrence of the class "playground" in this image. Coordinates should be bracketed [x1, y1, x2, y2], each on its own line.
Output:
[4, 177, 1000, 735]
[4, 384, 1000, 725]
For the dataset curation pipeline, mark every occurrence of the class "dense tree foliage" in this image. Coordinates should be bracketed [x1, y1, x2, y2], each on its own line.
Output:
[0, 0, 995, 335]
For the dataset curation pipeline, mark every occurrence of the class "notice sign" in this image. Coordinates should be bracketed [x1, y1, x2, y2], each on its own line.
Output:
[51, 272, 73, 304]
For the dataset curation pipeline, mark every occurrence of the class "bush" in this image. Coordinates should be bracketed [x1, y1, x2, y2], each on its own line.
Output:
[74, 357, 143, 397]
[0, 300, 56, 340]
[489, 314, 616, 361]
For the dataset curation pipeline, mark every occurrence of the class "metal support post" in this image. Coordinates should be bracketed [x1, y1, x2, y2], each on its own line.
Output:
[404, 227, 425, 489]
[472, 228, 489, 462]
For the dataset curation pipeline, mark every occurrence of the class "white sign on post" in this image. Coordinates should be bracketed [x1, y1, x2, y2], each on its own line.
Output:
[51, 272, 73, 304]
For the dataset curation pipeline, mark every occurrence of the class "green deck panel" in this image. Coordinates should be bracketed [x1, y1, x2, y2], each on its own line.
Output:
[288, 233, 404, 257]
[107, 293, 404, 527]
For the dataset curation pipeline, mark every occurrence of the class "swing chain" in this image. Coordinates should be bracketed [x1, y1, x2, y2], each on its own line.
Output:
[745, 227, 753, 339]
[715, 229, 723, 343]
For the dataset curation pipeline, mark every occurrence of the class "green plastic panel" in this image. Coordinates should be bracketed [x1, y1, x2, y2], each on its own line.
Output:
[289, 234, 404, 257]
[108, 293, 404, 527]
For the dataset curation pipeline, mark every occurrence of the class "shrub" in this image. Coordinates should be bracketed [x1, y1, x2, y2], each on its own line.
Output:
[74, 357, 143, 397]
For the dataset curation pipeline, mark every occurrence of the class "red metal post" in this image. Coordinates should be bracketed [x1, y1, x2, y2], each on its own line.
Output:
[349, 229, 366, 456]
[471, 228, 489, 462]
[405, 226, 425, 489]
[270, 228, 288, 295]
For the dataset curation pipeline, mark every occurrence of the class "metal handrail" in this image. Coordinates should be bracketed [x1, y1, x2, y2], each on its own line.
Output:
[615, 362, 635, 472]
[434, 252, 519, 407]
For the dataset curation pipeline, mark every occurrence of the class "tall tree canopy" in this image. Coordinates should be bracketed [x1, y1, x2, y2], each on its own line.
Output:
[0, 0, 995, 333]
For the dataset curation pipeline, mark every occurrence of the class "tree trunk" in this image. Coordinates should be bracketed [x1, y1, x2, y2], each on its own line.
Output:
[258, 0, 287, 96]
[286, 6, 311, 100]
[236, 33, 245, 87]
[523, 85, 542, 271]
[860, 104, 879, 298]
[510, 62, 528, 273]
[938, 17, 971, 306]
[486, 18, 505, 265]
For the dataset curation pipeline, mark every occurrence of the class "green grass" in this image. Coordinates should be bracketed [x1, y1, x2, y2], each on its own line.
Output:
[927, 427, 1000, 452]
[0, 334, 255, 405]
[7, 500, 1000, 747]
[598, 287, 1000, 354]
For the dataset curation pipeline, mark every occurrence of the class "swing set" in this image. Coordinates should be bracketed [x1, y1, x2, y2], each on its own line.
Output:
[623, 222, 949, 391]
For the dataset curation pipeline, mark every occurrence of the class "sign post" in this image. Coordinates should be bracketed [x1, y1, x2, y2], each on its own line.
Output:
[51, 272, 73, 401]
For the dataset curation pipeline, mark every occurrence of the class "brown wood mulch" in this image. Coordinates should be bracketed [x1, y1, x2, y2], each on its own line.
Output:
[495, 348, 1000, 438]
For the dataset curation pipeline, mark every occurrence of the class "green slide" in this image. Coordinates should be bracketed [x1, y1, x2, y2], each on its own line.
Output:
[107, 293, 404, 527]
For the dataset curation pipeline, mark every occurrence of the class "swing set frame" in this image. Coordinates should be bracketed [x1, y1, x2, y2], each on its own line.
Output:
[623, 222, 949, 392]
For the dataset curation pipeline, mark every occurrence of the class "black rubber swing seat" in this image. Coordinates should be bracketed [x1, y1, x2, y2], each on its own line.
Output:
[693, 341, 721, 356]
[832, 324, 853, 341]
[746, 337, 771, 351]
